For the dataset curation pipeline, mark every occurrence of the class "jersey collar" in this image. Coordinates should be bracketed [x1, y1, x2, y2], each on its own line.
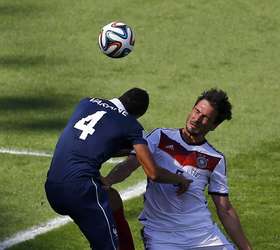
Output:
[179, 128, 207, 146]
[109, 98, 127, 112]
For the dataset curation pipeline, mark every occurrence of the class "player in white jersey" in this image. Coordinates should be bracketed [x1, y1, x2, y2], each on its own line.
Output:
[104, 89, 252, 250]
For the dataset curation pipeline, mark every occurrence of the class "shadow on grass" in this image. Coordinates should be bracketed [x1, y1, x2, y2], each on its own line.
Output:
[0, 118, 68, 132]
[0, 55, 65, 69]
[0, 95, 77, 132]
[0, 2, 47, 16]
[0, 96, 74, 111]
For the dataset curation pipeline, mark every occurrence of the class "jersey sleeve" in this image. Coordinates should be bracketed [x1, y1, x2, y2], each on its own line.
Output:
[144, 128, 161, 154]
[129, 128, 161, 156]
[126, 119, 147, 146]
[208, 156, 229, 196]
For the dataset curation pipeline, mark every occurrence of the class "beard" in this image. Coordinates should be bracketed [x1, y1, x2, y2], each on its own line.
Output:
[186, 121, 201, 135]
[186, 126, 200, 136]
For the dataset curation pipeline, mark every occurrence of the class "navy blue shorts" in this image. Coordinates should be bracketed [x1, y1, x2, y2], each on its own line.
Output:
[45, 178, 119, 250]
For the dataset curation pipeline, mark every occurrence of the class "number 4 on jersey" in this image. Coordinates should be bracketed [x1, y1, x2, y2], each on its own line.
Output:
[74, 111, 107, 140]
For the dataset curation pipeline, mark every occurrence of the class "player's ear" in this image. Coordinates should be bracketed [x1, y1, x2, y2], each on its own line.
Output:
[210, 113, 220, 131]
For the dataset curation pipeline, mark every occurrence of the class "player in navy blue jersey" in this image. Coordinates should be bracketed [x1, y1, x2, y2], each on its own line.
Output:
[45, 88, 192, 250]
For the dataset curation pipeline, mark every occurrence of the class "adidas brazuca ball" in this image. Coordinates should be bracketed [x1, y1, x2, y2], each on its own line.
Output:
[98, 21, 135, 58]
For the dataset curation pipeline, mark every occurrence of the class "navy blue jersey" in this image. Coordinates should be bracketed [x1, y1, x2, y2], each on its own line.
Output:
[47, 97, 147, 182]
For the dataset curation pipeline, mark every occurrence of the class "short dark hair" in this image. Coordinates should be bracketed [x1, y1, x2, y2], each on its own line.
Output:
[119, 88, 149, 117]
[195, 88, 232, 125]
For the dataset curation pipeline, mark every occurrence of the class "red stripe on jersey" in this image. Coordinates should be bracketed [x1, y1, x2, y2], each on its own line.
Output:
[158, 131, 221, 172]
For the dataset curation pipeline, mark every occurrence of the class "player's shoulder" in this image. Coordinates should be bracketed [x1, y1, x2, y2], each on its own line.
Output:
[204, 141, 226, 160]
[145, 127, 178, 137]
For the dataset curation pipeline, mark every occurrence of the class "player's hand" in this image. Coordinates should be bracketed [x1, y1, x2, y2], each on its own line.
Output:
[176, 178, 193, 196]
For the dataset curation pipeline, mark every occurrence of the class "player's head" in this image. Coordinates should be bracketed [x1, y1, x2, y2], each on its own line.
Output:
[186, 88, 232, 136]
[195, 88, 232, 125]
[119, 88, 149, 118]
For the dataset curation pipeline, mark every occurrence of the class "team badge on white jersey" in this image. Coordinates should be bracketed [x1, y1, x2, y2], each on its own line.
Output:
[196, 154, 208, 169]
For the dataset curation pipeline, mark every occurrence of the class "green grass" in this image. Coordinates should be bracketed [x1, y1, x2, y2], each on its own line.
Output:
[208, 138, 280, 250]
[1, 0, 280, 249]
[0, 155, 53, 239]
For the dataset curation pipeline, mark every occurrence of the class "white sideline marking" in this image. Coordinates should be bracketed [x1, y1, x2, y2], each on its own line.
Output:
[0, 148, 52, 157]
[119, 181, 146, 201]
[0, 147, 124, 164]
[0, 181, 146, 250]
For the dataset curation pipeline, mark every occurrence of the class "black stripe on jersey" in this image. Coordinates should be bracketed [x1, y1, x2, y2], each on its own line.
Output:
[207, 142, 227, 176]
[145, 127, 179, 139]
[207, 141, 226, 158]
[208, 192, 229, 196]
[145, 128, 160, 138]
[139, 218, 147, 222]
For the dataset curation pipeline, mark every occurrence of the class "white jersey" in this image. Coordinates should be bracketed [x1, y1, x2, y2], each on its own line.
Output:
[139, 128, 228, 232]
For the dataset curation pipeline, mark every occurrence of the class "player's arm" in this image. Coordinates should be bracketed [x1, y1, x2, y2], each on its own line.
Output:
[211, 195, 253, 250]
[133, 143, 192, 194]
[104, 143, 192, 195]
[103, 154, 140, 187]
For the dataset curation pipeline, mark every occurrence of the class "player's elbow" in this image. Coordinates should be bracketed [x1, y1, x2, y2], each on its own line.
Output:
[147, 173, 158, 181]
[144, 168, 160, 181]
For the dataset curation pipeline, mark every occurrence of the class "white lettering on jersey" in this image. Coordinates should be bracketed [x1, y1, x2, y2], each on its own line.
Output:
[165, 144, 174, 150]
[90, 98, 128, 117]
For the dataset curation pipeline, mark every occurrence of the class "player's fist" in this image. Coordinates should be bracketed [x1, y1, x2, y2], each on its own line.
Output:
[176, 178, 193, 196]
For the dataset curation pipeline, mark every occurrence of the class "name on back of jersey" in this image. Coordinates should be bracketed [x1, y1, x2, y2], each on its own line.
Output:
[90, 98, 128, 117]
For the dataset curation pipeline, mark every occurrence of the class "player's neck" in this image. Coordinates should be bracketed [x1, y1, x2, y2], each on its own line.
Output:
[180, 128, 206, 145]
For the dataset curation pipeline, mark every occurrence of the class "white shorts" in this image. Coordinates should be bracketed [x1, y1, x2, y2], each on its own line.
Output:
[142, 224, 235, 250]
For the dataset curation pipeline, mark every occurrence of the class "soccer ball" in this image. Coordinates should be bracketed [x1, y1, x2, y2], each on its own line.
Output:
[98, 21, 135, 58]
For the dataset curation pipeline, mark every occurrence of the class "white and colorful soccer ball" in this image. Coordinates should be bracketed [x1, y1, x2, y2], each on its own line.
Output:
[98, 21, 135, 58]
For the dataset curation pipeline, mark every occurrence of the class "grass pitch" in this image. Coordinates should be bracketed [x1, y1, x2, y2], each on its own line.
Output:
[1, 0, 280, 249]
